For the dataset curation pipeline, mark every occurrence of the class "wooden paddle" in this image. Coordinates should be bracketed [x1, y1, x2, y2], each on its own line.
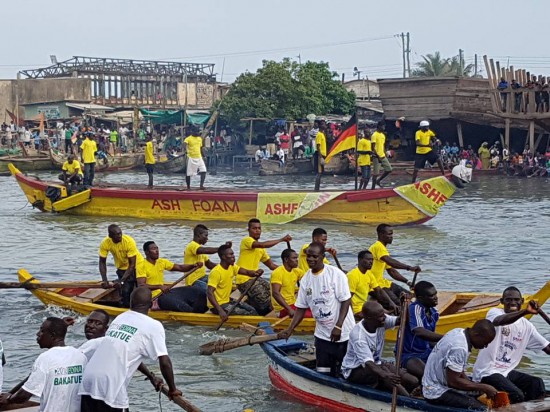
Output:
[151, 266, 200, 303]
[246, 315, 289, 337]
[215, 275, 260, 330]
[140, 368, 201, 412]
[538, 308, 550, 326]
[0, 282, 114, 289]
[199, 333, 279, 356]
[331, 253, 345, 272]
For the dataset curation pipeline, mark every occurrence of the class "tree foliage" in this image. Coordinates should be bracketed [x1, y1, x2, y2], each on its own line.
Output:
[220, 58, 356, 123]
[412, 52, 474, 77]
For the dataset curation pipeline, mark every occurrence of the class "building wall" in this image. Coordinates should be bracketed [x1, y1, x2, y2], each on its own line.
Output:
[23, 102, 70, 120]
[343, 79, 380, 99]
[0, 80, 15, 122]
[177, 82, 216, 109]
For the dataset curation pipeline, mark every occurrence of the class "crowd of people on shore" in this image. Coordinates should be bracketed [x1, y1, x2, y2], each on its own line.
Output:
[498, 76, 550, 113]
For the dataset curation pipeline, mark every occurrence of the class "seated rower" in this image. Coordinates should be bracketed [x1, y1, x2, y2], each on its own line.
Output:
[270, 249, 312, 318]
[347, 250, 399, 319]
[422, 320, 497, 411]
[137, 241, 206, 313]
[341, 301, 418, 395]
[298, 227, 335, 272]
[208, 244, 263, 321]
[473, 287, 550, 404]
[400, 281, 443, 381]
[59, 154, 83, 186]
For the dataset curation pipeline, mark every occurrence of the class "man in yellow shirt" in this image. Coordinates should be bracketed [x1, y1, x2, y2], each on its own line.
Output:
[207, 244, 263, 321]
[271, 249, 312, 318]
[347, 250, 398, 319]
[368, 224, 421, 308]
[370, 121, 393, 189]
[298, 227, 336, 273]
[356, 131, 373, 190]
[236, 218, 292, 315]
[314, 121, 327, 191]
[183, 126, 207, 190]
[80, 133, 98, 186]
[59, 154, 83, 187]
[411, 120, 445, 183]
[144, 134, 156, 187]
[98, 224, 144, 307]
[137, 241, 205, 312]
[183, 224, 231, 292]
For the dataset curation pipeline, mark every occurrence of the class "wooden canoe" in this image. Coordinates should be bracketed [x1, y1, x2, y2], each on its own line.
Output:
[0, 155, 52, 175]
[153, 154, 187, 174]
[49, 149, 144, 172]
[261, 337, 550, 412]
[259, 155, 351, 176]
[18, 269, 550, 340]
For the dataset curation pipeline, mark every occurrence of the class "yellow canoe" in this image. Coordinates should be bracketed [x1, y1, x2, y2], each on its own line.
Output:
[9, 163, 455, 225]
[18, 269, 550, 340]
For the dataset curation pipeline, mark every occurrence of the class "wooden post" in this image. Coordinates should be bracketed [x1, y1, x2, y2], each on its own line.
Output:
[529, 121, 535, 152]
[456, 121, 464, 148]
[249, 119, 253, 145]
[504, 118, 510, 148]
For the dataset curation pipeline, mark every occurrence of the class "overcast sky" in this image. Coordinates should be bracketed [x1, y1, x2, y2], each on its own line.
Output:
[2, 0, 549, 82]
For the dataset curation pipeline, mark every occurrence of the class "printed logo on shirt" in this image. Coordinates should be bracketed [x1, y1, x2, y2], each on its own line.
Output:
[501, 327, 511, 337]
[317, 307, 332, 319]
[107, 323, 138, 343]
[306, 288, 312, 296]
[53, 365, 83, 386]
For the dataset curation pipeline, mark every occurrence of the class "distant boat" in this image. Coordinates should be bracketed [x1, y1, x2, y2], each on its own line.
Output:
[49, 149, 144, 172]
[259, 155, 351, 176]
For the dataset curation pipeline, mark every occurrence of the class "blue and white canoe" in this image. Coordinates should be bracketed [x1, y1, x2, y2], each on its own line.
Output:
[261, 337, 550, 412]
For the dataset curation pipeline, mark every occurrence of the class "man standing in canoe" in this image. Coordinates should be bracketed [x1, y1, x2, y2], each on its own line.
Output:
[183, 126, 207, 190]
[144, 134, 155, 187]
[347, 250, 398, 319]
[59, 154, 83, 186]
[410, 120, 445, 183]
[270, 248, 311, 318]
[278, 242, 355, 376]
[298, 228, 336, 273]
[472, 287, 550, 403]
[137, 241, 206, 313]
[371, 121, 392, 189]
[207, 244, 263, 321]
[399, 281, 442, 381]
[99, 224, 144, 308]
[183, 224, 231, 293]
[422, 319, 497, 410]
[80, 132, 97, 187]
[79, 287, 182, 412]
[0, 317, 87, 411]
[236, 218, 292, 316]
[356, 130, 373, 190]
[314, 121, 327, 191]
[368, 224, 420, 307]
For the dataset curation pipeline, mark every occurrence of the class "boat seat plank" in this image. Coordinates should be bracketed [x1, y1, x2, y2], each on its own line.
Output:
[435, 292, 456, 313]
[457, 295, 500, 312]
[287, 353, 316, 364]
[76, 288, 114, 302]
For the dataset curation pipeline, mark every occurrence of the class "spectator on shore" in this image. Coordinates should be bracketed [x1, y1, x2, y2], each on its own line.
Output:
[498, 77, 509, 111]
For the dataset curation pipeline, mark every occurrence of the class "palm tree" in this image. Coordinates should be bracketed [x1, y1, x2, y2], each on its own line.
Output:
[412, 52, 474, 77]
[448, 56, 474, 77]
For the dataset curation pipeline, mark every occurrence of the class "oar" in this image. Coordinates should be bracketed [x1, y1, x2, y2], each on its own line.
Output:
[215, 275, 260, 331]
[538, 308, 550, 326]
[331, 254, 345, 272]
[140, 368, 201, 412]
[246, 315, 289, 337]
[0, 282, 114, 289]
[152, 266, 200, 303]
[286, 240, 292, 250]
[199, 333, 279, 356]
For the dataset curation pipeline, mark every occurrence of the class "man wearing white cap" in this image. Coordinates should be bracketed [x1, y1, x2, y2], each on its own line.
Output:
[411, 121, 445, 183]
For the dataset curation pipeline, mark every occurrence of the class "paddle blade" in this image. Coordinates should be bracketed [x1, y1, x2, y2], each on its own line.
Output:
[199, 334, 279, 356]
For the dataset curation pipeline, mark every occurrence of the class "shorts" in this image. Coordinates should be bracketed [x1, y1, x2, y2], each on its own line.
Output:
[315, 336, 348, 376]
[414, 150, 439, 169]
[360, 165, 371, 179]
[187, 157, 207, 176]
[400, 348, 432, 368]
[373, 157, 392, 174]
[145, 163, 154, 173]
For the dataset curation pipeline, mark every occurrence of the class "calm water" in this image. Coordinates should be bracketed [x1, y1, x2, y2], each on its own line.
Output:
[0, 169, 549, 411]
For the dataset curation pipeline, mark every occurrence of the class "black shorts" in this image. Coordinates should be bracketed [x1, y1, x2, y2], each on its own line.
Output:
[414, 151, 439, 169]
[315, 337, 348, 376]
[146, 164, 154, 173]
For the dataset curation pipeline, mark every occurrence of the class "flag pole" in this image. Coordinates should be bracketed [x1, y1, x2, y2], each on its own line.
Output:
[354, 112, 359, 190]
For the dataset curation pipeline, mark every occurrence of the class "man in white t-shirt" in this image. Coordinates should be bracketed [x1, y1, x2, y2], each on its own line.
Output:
[79, 287, 181, 412]
[341, 301, 418, 395]
[278, 242, 355, 376]
[0, 317, 87, 412]
[472, 286, 550, 403]
[422, 320, 497, 410]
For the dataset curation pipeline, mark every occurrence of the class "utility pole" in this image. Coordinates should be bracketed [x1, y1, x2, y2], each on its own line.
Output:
[401, 33, 406, 78]
[474, 54, 478, 77]
[459, 49, 464, 75]
[406, 32, 411, 77]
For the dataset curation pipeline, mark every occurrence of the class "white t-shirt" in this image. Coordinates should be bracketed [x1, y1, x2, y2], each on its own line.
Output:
[79, 310, 168, 409]
[78, 338, 104, 361]
[295, 264, 355, 342]
[23, 346, 87, 412]
[472, 308, 549, 381]
[341, 316, 398, 379]
[422, 328, 470, 400]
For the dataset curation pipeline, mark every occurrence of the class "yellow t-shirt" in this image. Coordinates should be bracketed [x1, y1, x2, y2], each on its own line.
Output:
[136, 258, 174, 298]
[236, 236, 269, 284]
[80, 139, 97, 164]
[371, 131, 386, 159]
[207, 264, 240, 308]
[98, 234, 144, 270]
[368, 240, 392, 288]
[298, 243, 330, 273]
[184, 135, 203, 159]
[357, 138, 372, 167]
[415, 129, 435, 155]
[62, 160, 83, 176]
[347, 267, 379, 314]
[145, 141, 155, 164]
[270, 266, 305, 311]
[316, 131, 327, 156]
[183, 240, 209, 286]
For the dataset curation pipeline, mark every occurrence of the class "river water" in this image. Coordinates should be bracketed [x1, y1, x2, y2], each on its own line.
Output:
[0, 169, 549, 411]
